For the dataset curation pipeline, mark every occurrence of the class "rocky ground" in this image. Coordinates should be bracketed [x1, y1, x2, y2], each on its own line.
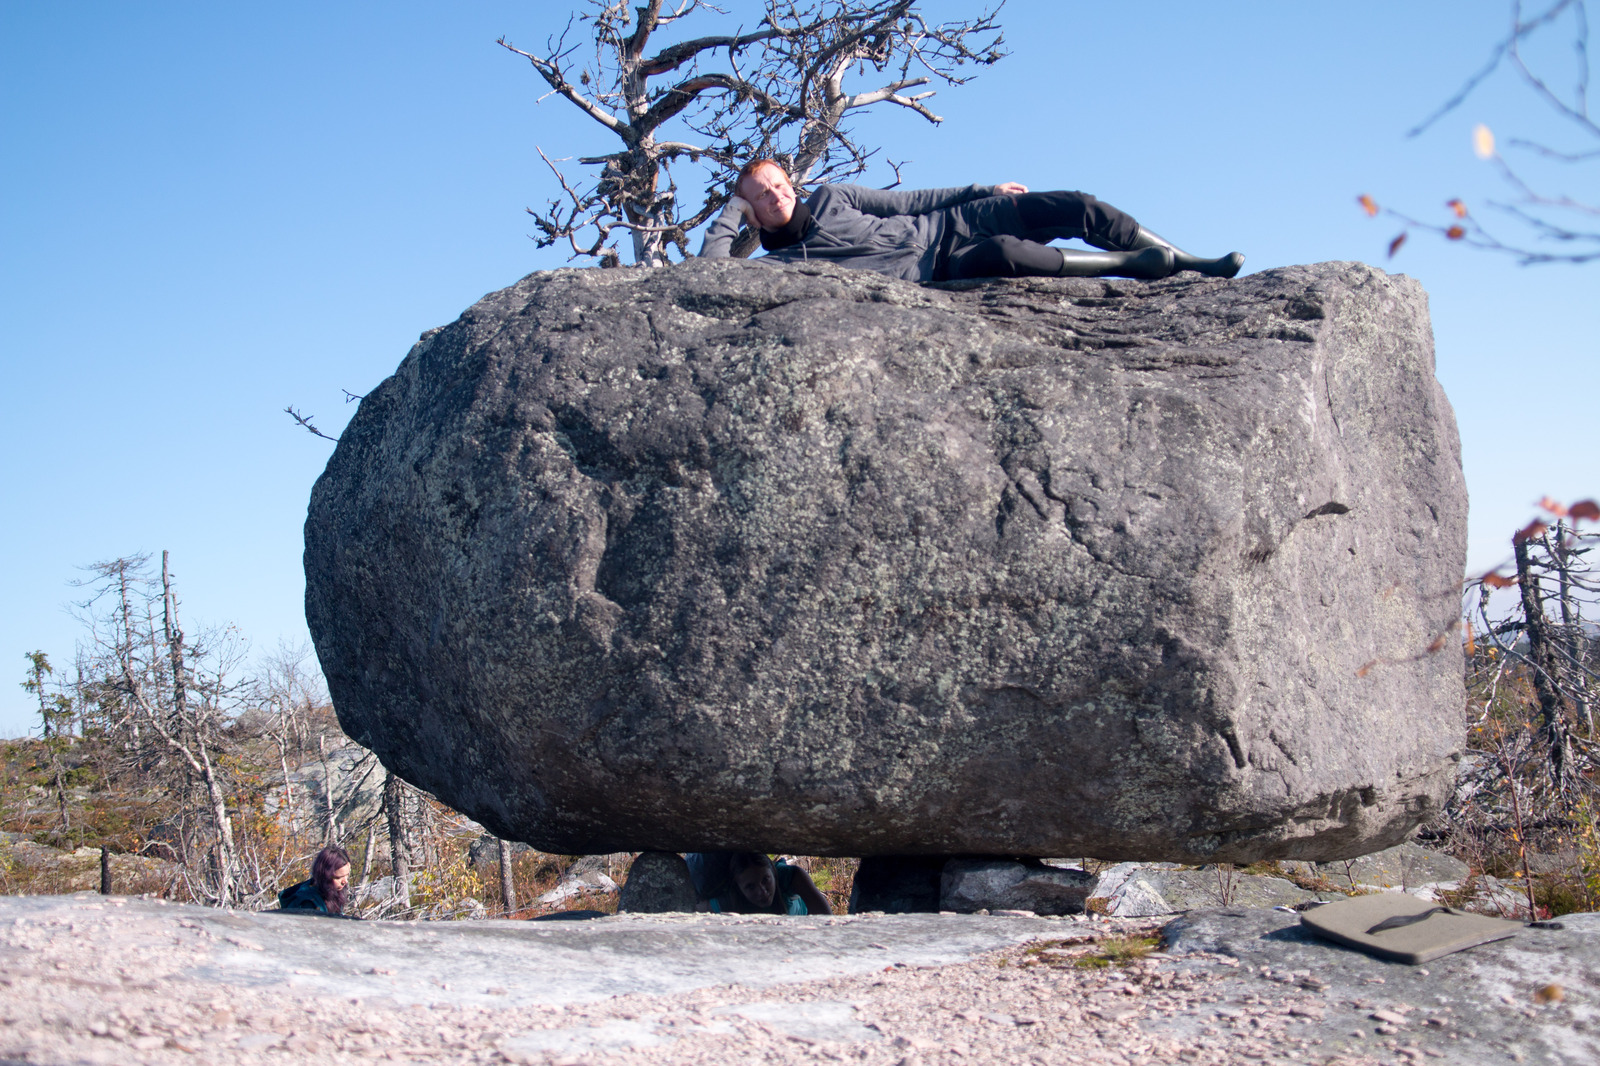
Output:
[2, 893, 1592, 1066]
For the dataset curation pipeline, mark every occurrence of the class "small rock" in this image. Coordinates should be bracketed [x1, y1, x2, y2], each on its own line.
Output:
[1089, 1008, 1137, 1024]
[941, 860, 1094, 916]
[616, 852, 697, 913]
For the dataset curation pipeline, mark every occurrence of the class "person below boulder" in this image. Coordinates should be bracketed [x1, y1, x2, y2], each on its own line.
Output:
[706, 852, 833, 916]
[699, 158, 1243, 282]
[278, 845, 355, 917]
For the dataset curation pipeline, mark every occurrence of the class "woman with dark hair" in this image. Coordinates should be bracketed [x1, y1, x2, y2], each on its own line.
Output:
[708, 853, 832, 916]
[278, 846, 354, 916]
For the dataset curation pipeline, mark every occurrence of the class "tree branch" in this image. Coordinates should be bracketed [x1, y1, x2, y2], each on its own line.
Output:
[498, 37, 626, 134]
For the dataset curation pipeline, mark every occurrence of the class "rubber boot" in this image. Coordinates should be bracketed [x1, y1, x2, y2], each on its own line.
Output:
[1126, 226, 1244, 278]
[1056, 246, 1175, 280]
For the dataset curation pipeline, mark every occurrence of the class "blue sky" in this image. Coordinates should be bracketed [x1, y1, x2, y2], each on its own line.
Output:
[3, 1, 1594, 735]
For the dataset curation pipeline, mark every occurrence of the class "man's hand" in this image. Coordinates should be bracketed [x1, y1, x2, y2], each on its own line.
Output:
[726, 195, 755, 226]
[993, 182, 1029, 195]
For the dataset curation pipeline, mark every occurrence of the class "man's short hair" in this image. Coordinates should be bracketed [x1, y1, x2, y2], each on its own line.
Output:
[735, 158, 788, 196]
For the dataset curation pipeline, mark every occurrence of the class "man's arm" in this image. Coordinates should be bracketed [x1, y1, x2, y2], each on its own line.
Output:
[698, 196, 753, 257]
[834, 183, 1004, 218]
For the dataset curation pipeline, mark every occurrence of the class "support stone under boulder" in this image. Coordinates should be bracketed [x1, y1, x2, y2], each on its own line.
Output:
[305, 258, 1466, 863]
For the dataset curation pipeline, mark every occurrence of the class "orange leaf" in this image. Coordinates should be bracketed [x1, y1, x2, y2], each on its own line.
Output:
[1425, 634, 1447, 653]
[1513, 519, 1548, 545]
[1356, 660, 1377, 678]
[1387, 232, 1408, 257]
[1446, 225, 1466, 240]
[1482, 571, 1518, 589]
[1358, 194, 1379, 217]
[1465, 619, 1476, 656]
[1447, 198, 1468, 218]
[1569, 499, 1600, 522]
[1538, 496, 1568, 517]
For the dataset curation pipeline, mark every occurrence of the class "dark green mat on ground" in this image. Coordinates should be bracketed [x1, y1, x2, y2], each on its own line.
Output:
[1300, 893, 1521, 964]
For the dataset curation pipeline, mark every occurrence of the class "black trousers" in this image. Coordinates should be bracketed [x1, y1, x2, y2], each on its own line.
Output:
[941, 191, 1140, 280]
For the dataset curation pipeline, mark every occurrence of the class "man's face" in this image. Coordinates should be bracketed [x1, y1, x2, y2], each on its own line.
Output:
[734, 863, 777, 907]
[738, 164, 796, 229]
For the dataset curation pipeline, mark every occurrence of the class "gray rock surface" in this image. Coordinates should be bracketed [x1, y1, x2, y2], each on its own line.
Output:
[1089, 862, 1343, 916]
[305, 258, 1466, 862]
[6, 894, 1593, 1065]
[1287, 841, 1471, 893]
[941, 859, 1096, 915]
[0, 893, 1050, 1009]
[1162, 906, 1599, 1063]
[617, 851, 698, 913]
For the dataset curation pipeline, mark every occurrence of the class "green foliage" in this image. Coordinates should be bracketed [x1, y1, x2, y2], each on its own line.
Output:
[1074, 935, 1161, 970]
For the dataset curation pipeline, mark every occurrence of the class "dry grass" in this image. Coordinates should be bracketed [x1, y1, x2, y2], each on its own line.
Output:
[1018, 933, 1163, 970]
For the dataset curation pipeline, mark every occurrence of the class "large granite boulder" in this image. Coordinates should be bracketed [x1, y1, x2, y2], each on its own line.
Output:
[305, 258, 1466, 862]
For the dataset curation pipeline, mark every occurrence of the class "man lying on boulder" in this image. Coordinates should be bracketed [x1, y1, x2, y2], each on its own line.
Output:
[699, 158, 1243, 282]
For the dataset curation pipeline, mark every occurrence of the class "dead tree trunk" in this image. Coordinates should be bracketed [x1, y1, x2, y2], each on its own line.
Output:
[162, 551, 239, 902]
[382, 771, 412, 909]
[1514, 534, 1572, 794]
[318, 734, 340, 845]
[1550, 521, 1591, 731]
[498, 838, 517, 915]
[358, 819, 378, 886]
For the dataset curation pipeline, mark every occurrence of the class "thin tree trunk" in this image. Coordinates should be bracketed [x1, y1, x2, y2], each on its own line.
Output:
[278, 739, 297, 844]
[193, 737, 237, 902]
[1514, 536, 1571, 793]
[1550, 521, 1590, 731]
[359, 819, 378, 886]
[100, 845, 112, 895]
[498, 838, 517, 915]
[162, 551, 238, 901]
[319, 734, 339, 845]
[383, 771, 412, 909]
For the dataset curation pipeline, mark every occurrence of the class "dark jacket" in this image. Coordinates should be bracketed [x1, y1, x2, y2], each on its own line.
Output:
[699, 183, 1003, 281]
[278, 879, 328, 913]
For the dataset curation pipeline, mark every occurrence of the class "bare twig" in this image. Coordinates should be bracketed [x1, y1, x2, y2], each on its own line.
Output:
[284, 406, 339, 442]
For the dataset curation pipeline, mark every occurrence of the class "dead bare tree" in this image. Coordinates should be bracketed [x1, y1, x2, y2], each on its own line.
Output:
[1362, 0, 1600, 263]
[70, 553, 255, 904]
[1446, 498, 1600, 915]
[499, 0, 1005, 265]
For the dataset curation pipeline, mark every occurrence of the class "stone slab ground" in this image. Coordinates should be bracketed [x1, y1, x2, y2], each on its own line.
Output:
[2, 894, 1593, 1065]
